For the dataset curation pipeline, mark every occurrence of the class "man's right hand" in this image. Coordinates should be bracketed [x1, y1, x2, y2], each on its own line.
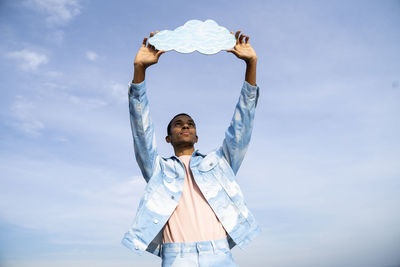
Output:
[133, 31, 165, 83]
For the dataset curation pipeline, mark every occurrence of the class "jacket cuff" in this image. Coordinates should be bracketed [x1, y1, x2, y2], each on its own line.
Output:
[242, 81, 260, 105]
[128, 80, 146, 98]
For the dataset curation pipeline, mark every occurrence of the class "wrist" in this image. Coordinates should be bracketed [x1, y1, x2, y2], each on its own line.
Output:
[134, 62, 147, 70]
[246, 57, 257, 66]
[133, 64, 146, 84]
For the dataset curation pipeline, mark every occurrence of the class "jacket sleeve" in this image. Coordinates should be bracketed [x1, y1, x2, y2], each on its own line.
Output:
[221, 81, 259, 175]
[128, 80, 158, 182]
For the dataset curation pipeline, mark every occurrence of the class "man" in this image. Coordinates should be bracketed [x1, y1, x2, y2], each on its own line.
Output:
[122, 29, 260, 267]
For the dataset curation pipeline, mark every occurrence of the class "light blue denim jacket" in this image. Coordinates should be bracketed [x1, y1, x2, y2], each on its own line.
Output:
[122, 80, 261, 257]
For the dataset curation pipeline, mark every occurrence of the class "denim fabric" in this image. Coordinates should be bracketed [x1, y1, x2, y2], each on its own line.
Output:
[161, 238, 239, 267]
[122, 80, 261, 257]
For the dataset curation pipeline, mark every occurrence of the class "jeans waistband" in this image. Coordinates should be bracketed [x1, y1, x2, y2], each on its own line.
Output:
[161, 237, 230, 254]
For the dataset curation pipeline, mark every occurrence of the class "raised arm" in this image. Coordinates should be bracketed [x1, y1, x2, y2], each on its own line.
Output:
[222, 31, 259, 174]
[133, 31, 165, 83]
[129, 32, 165, 182]
[226, 30, 257, 86]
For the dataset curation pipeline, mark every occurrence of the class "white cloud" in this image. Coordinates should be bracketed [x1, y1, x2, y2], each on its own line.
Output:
[27, 0, 81, 26]
[86, 51, 98, 61]
[56, 136, 68, 142]
[110, 82, 127, 103]
[11, 95, 45, 136]
[0, 155, 145, 245]
[67, 94, 107, 108]
[7, 82, 129, 142]
[1, 260, 159, 267]
[7, 49, 48, 71]
[148, 19, 236, 54]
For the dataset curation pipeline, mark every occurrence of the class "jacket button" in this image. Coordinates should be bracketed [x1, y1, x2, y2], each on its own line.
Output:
[171, 195, 175, 200]
[153, 219, 159, 224]
[135, 246, 139, 250]
[209, 163, 213, 166]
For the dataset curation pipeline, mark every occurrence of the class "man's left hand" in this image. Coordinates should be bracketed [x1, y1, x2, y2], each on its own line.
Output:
[226, 31, 257, 64]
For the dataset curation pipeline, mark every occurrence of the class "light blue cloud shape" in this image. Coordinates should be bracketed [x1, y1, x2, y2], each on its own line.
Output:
[148, 19, 236, 55]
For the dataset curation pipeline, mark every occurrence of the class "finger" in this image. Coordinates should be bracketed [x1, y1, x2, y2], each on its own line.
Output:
[245, 35, 250, 44]
[152, 31, 159, 49]
[239, 34, 245, 44]
[156, 50, 165, 58]
[230, 31, 234, 35]
[235, 30, 241, 44]
[235, 30, 241, 39]
[148, 32, 154, 47]
[142, 37, 148, 47]
[226, 49, 239, 57]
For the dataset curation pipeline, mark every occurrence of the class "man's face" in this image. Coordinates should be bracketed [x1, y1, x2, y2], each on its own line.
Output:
[166, 115, 198, 147]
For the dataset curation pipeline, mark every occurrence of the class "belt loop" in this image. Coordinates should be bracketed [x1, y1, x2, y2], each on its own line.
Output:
[210, 240, 216, 254]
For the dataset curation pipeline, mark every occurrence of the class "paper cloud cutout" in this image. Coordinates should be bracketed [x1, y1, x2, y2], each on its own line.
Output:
[148, 19, 236, 55]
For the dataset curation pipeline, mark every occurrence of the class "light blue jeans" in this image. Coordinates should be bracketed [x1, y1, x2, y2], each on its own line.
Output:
[161, 238, 239, 267]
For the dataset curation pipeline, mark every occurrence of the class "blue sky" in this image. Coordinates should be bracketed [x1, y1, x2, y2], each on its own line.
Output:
[1, 0, 399, 266]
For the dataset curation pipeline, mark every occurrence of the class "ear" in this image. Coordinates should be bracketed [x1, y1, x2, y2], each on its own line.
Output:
[195, 135, 198, 143]
[165, 135, 171, 143]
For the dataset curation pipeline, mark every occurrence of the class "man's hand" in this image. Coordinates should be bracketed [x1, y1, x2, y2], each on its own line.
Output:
[133, 31, 165, 83]
[226, 31, 257, 64]
[226, 30, 257, 86]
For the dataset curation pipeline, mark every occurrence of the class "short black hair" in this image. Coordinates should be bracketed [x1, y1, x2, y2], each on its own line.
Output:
[167, 113, 193, 135]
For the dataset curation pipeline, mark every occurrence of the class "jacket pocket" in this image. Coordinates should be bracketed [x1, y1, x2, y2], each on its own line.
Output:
[160, 159, 178, 183]
[198, 152, 220, 172]
[198, 154, 249, 221]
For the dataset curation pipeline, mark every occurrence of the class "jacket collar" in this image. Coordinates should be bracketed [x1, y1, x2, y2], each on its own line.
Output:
[164, 149, 206, 160]
[192, 149, 206, 157]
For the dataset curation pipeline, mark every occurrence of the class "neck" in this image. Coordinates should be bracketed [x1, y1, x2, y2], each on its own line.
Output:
[173, 145, 195, 157]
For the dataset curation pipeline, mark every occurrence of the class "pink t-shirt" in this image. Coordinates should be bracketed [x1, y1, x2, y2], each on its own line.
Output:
[162, 155, 227, 243]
